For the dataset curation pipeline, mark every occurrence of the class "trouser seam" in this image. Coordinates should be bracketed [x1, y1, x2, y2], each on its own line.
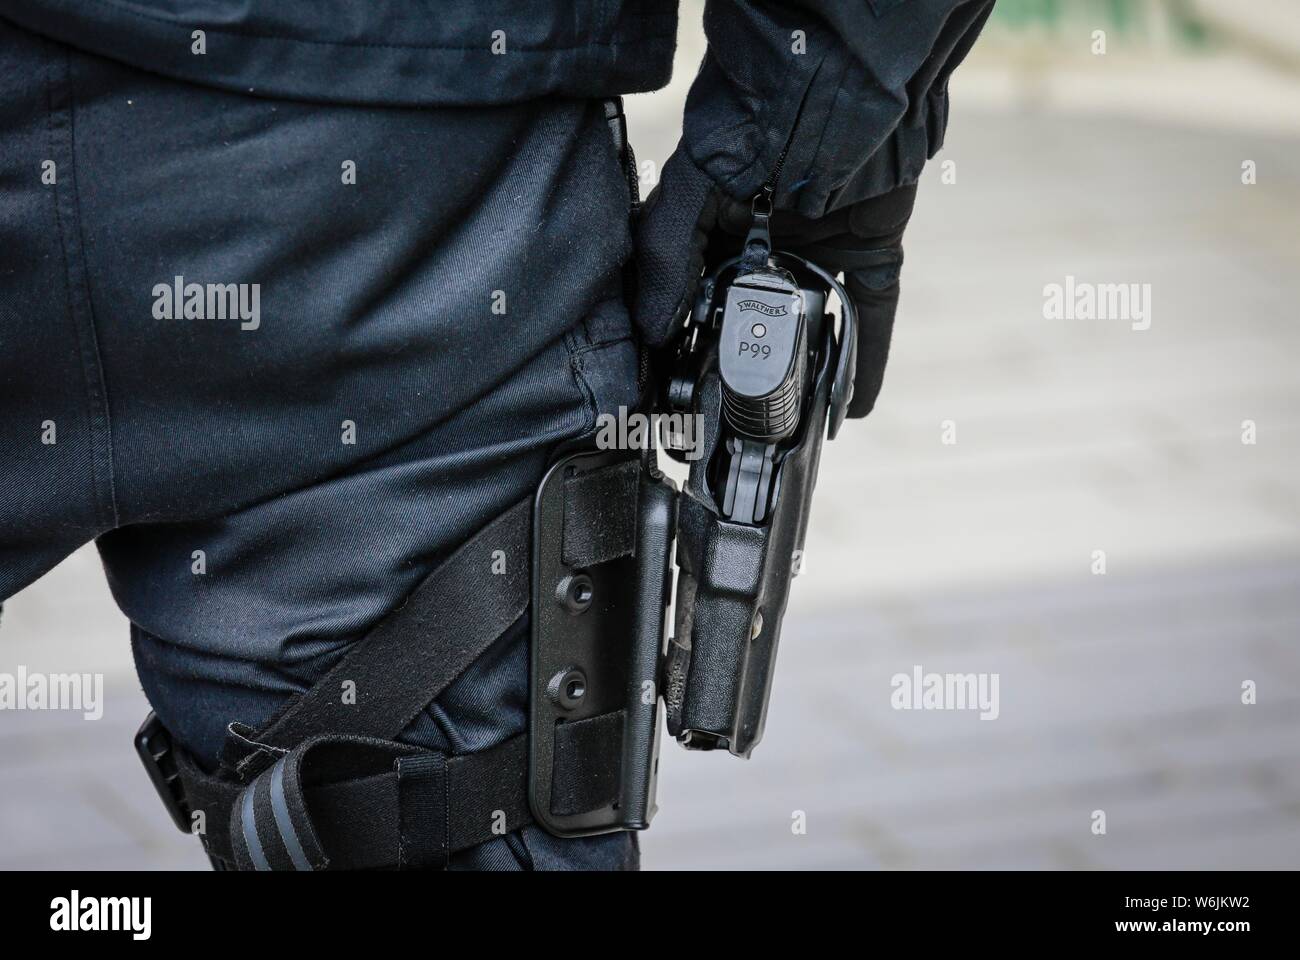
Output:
[563, 328, 600, 439]
[43, 43, 120, 529]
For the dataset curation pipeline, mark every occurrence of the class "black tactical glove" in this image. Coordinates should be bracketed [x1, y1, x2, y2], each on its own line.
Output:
[633, 149, 726, 349]
[635, 148, 917, 421]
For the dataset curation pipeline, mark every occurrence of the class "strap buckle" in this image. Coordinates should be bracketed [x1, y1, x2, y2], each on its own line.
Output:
[133, 711, 191, 833]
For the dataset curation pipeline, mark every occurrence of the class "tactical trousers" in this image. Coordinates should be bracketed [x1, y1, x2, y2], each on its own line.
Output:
[0, 16, 641, 869]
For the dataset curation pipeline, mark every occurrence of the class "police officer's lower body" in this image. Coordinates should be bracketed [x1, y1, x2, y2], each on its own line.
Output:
[0, 17, 641, 869]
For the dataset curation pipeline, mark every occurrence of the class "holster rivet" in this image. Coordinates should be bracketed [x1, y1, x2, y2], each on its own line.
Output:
[549, 668, 587, 710]
[556, 573, 594, 614]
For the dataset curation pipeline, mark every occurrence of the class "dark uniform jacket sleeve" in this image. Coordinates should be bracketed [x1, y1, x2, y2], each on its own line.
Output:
[680, 0, 996, 218]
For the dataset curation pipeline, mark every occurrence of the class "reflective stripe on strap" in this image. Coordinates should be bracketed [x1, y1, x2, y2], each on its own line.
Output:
[224, 732, 531, 871]
[268, 757, 313, 871]
[238, 785, 270, 871]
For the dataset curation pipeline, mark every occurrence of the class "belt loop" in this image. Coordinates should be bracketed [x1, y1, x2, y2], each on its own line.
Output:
[396, 753, 450, 870]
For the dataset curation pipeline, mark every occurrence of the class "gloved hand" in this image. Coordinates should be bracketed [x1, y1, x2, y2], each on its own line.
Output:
[635, 148, 917, 420]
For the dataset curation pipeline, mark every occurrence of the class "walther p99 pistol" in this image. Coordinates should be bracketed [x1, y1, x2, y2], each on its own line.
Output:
[529, 115, 856, 835]
[658, 215, 858, 757]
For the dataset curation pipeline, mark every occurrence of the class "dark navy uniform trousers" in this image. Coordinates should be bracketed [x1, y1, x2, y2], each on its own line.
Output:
[0, 18, 641, 869]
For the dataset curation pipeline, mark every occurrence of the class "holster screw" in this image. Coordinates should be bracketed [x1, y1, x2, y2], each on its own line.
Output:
[549, 668, 587, 710]
[556, 573, 594, 614]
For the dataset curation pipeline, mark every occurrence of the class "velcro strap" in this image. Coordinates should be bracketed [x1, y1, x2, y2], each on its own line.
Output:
[549, 709, 625, 816]
[220, 732, 531, 871]
[230, 498, 533, 777]
[562, 459, 639, 567]
[230, 750, 330, 871]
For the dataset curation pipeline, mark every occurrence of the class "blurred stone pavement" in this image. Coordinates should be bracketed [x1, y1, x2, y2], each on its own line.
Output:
[3, 23, 1299, 869]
